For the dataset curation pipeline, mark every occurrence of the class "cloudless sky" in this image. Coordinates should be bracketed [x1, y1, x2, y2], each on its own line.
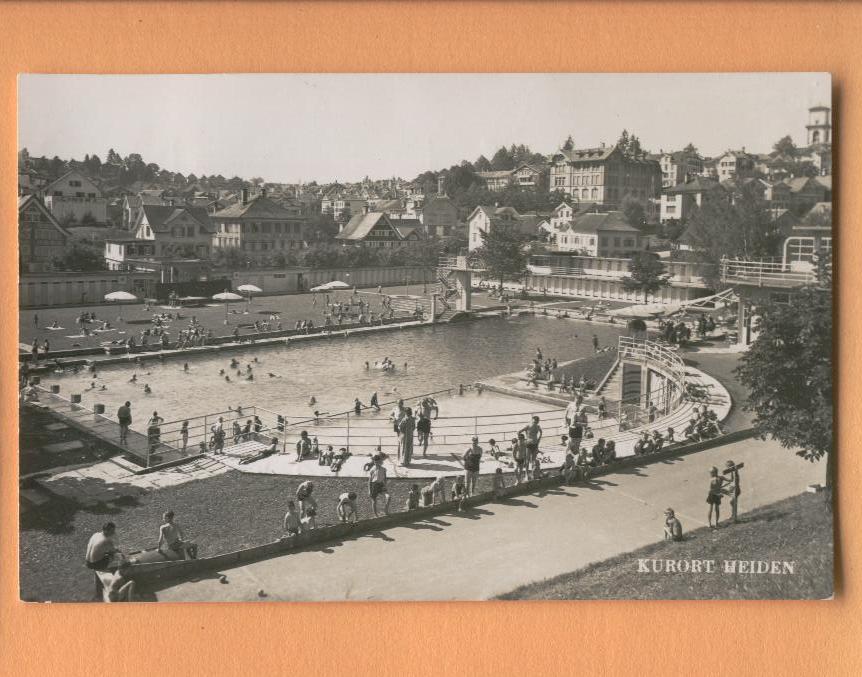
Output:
[19, 73, 830, 184]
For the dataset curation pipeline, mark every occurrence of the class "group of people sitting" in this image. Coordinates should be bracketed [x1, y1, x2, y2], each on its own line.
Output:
[84, 512, 197, 602]
[683, 405, 723, 442]
[562, 436, 618, 483]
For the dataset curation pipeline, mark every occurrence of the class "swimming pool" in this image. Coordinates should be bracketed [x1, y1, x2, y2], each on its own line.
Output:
[41, 315, 626, 433]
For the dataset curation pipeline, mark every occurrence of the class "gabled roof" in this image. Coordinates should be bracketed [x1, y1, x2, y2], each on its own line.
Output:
[140, 205, 213, 233]
[336, 212, 401, 241]
[563, 211, 641, 235]
[783, 177, 825, 193]
[476, 170, 514, 179]
[467, 205, 522, 222]
[43, 169, 100, 195]
[552, 145, 618, 163]
[666, 176, 722, 195]
[211, 195, 302, 220]
[18, 194, 70, 238]
[375, 199, 404, 212]
[393, 221, 422, 239]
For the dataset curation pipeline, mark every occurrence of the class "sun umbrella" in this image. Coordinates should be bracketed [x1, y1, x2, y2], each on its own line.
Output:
[324, 280, 351, 290]
[213, 291, 244, 324]
[236, 284, 263, 310]
[104, 291, 138, 302]
[609, 302, 683, 318]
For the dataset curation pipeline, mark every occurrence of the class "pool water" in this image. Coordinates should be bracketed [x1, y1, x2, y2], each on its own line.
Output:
[43, 315, 625, 432]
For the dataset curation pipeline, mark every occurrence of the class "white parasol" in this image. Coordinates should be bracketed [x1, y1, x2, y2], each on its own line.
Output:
[213, 291, 244, 323]
[104, 291, 138, 302]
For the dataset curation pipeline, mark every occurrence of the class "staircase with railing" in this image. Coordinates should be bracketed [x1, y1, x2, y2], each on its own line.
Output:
[720, 257, 821, 288]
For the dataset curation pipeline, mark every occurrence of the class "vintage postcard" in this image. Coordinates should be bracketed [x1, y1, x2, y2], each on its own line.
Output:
[17, 73, 833, 602]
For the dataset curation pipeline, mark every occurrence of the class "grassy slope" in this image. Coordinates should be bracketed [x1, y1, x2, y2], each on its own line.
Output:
[499, 492, 833, 600]
[20, 469, 502, 602]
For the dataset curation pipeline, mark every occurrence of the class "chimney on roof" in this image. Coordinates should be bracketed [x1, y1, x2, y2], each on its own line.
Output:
[241, 188, 249, 205]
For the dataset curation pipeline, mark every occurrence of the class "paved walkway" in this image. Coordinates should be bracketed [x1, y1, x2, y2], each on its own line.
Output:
[149, 436, 825, 601]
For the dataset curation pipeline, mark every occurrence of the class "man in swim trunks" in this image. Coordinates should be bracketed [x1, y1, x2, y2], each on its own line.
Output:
[368, 454, 391, 517]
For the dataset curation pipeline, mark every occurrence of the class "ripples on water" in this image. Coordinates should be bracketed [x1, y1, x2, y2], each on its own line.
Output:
[46, 316, 624, 425]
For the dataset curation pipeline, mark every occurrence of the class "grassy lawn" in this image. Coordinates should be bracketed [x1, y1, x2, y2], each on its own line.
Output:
[20, 468, 504, 602]
[498, 492, 833, 600]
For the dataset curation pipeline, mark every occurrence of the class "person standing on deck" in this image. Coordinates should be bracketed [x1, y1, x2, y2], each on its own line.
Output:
[519, 416, 543, 464]
[117, 401, 132, 445]
[399, 407, 416, 465]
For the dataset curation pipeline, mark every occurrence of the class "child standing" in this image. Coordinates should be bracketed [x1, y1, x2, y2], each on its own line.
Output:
[282, 501, 302, 536]
[406, 484, 420, 510]
[492, 468, 506, 499]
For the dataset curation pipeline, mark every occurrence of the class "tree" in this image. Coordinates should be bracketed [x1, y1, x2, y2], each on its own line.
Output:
[735, 285, 833, 492]
[621, 251, 670, 302]
[683, 191, 781, 280]
[628, 135, 643, 158]
[621, 196, 647, 227]
[772, 135, 798, 158]
[683, 142, 698, 154]
[476, 223, 527, 288]
[490, 146, 514, 171]
[617, 129, 630, 155]
[562, 135, 575, 151]
[106, 148, 122, 164]
[52, 241, 105, 272]
[474, 155, 492, 172]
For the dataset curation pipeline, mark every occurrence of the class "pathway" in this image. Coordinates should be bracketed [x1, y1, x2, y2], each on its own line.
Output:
[149, 436, 825, 601]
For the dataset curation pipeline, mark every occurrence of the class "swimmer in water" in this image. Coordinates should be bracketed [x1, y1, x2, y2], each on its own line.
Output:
[100, 385, 107, 391]
[225, 375, 231, 382]
[268, 372, 279, 378]
[219, 369, 225, 376]
[144, 384, 152, 394]
[86, 381, 96, 391]
[246, 373, 254, 381]
[230, 358, 239, 368]
[309, 396, 317, 407]
[365, 361, 370, 370]
[129, 374, 138, 383]
[183, 363, 189, 372]
[253, 357, 259, 363]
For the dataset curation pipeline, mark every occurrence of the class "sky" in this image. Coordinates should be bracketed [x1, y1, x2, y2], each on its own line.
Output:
[18, 73, 830, 184]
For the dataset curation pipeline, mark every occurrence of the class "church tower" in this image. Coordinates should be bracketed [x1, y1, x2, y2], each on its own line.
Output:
[806, 106, 831, 146]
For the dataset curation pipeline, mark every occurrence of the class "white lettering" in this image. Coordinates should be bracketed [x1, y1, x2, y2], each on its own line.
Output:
[638, 559, 649, 573]
[724, 560, 738, 573]
[691, 560, 702, 573]
[756, 561, 769, 574]
[666, 560, 676, 573]
[782, 561, 796, 575]
[705, 560, 715, 573]
[678, 559, 690, 573]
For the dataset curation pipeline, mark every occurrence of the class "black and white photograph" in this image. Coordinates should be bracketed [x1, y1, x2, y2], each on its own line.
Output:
[17, 73, 833, 602]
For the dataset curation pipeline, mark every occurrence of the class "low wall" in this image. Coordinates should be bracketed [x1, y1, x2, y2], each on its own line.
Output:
[131, 427, 758, 588]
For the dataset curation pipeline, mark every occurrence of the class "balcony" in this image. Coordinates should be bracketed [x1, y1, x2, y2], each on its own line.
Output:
[720, 258, 819, 288]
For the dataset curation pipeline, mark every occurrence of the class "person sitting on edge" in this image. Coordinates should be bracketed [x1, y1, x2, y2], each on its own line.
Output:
[240, 437, 279, 465]
[282, 501, 302, 537]
[602, 440, 617, 465]
[530, 454, 544, 480]
[105, 558, 135, 602]
[295, 430, 312, 461]
[684, 417, 699, 442]
[641, 432, 655, 455]
[652, 430, 665, 452]
[406, 484, 421, 511]
[421, 476, 447, 506]
[158, 510, 196, 560]
[590, 438, 605, 465]
[562, 446, 578, 485]
[576, 447, 591, 481]
[664, 508, 684, 542]
[451, 475, 467, 511]
[666, 427, 676, 444]
[85, 522, 121, 572]
[337, 492, 358, 523]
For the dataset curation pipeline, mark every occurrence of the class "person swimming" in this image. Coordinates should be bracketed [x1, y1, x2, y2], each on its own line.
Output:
[143, 384, 152, 394]
[129, 374, 138, 383]
[225, 375, 231, 382]
[308, 396, 317, 407]
[219, 369, 225, 376]
[183, 363, 189, 372]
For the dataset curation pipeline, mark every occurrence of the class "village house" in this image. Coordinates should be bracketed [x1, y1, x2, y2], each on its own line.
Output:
[18, 194, 70, 272]
[659, 150, 704, 188]
[335, 210, 421, 247]
[659, 176, 726, 223]
[550, 210, 646, 258]
[715, 149, 756, 181]
[548, 144, 661, 208]
[466, 205, 547, 251]
[40, 170, 108, 224]
[422, 195, 460, 237]
[132, 203, 215, 259]
[211, 189, 309, 254]
[475, 169, 514, 192]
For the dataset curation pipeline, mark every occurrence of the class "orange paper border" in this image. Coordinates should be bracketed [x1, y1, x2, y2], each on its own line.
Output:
[2, 2, 860, 675]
